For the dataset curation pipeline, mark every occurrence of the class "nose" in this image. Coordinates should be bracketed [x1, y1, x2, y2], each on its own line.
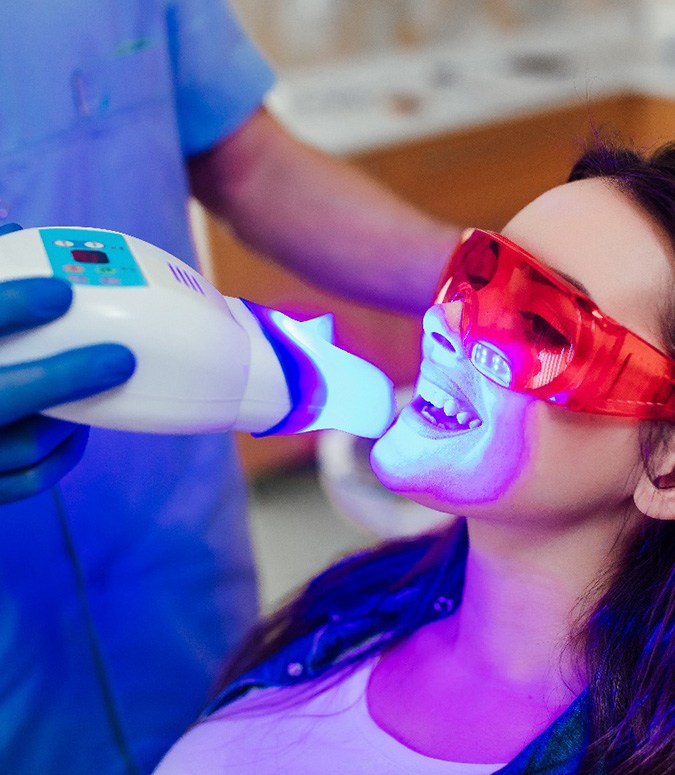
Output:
[422, 303, 465, 361]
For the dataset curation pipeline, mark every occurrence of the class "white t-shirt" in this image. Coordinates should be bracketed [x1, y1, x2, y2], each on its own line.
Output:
[156, 659, 507, 774]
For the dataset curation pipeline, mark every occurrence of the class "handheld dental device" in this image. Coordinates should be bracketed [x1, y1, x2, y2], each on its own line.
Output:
[0, 226, 395, 437]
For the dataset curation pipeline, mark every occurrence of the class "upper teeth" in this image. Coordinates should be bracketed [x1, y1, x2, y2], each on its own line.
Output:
[418, 380, 479, 427]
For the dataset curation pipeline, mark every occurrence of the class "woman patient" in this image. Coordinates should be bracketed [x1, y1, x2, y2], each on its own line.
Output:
[156, 142, 675, 774]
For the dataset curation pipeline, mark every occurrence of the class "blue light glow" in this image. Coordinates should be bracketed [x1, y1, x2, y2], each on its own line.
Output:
[271, 312, 394, 438]
[246, 302, 395, 438]
[370, 305, 531, 514]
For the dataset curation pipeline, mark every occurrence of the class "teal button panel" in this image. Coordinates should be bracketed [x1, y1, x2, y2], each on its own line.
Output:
[40, 228, 147, 287]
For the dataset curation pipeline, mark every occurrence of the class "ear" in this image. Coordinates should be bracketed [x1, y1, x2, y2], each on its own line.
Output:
[633, 458, 675, 520]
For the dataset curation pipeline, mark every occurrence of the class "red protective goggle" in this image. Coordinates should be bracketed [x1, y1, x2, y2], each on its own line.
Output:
[433, 229, 675, 420]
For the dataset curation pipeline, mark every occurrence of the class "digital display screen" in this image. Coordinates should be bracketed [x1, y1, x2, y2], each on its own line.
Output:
[71, 249, 109, 264]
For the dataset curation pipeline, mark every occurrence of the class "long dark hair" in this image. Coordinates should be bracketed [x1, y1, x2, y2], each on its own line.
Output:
[567, 142, 675, 774]
[215, 142, 675, 773]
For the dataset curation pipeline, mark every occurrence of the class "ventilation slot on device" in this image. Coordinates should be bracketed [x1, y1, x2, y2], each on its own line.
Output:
[167, 263, 205, 295]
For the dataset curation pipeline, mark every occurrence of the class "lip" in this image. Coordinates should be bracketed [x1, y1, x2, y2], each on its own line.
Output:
[400, 360, 484, 438]
[419, 362, 481, 419]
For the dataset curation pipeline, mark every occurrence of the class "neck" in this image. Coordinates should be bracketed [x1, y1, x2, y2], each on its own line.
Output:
[443, 509, 638, 697]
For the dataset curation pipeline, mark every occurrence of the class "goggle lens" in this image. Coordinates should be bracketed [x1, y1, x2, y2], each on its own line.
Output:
[438, 231, 579, 394]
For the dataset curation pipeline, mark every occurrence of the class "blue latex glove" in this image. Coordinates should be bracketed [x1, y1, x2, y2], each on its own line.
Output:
[0, 275, 136, 503]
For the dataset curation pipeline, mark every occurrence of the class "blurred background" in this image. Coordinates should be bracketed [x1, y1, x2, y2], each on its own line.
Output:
[198, 0, 675, 610]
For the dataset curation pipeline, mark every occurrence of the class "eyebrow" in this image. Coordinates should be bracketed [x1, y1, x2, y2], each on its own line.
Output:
[494, 229, 596, 301]
[555, 268, 593, 299]
[528, 258, 595, 301]
[495, 230, 595, 300]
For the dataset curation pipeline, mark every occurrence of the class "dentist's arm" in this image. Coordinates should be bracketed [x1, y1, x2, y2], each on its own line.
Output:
[189, 107, 460, 314]
[0, 277, 135, 503]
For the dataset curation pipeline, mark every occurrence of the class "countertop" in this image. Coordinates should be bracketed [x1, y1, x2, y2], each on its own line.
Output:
[266, 5, 675, 155]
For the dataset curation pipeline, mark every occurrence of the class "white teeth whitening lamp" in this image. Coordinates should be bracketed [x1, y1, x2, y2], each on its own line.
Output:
[0, 226, 395, 437]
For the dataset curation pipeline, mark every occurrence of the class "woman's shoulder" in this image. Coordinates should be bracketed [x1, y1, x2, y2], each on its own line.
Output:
[153, 718, 240, 773]
[155, 661, 375, 773]
[155, 692, 283, 773]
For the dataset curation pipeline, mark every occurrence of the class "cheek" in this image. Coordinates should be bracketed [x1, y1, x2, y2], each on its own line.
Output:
[514, 407, 643, 515]
[370, 391, 534, 512]
[371, 397, 644, 522]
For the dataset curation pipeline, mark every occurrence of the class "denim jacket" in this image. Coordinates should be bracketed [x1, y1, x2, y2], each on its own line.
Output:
[200, 582, 596, 775]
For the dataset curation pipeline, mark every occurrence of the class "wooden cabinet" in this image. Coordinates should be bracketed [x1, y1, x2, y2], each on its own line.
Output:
[349, 95, 674, 227]
[206, 94, 675, 477]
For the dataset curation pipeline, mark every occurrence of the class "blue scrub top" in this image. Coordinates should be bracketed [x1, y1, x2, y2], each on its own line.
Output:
[0, 1, 275, 772]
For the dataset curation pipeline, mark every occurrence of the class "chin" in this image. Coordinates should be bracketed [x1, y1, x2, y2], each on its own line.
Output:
[371, 432, 458, 509]
[370, 422, 417, 490]
[371, 416, 530, 513]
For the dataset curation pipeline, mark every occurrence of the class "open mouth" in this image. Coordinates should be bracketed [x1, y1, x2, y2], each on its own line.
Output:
[412, 377, 482, 433]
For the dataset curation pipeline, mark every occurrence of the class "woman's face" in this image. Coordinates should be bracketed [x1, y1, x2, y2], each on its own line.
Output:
[371, 178, 673, 528]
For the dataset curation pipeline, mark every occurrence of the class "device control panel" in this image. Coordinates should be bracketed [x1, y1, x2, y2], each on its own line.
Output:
[40, 227, 147, 287]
